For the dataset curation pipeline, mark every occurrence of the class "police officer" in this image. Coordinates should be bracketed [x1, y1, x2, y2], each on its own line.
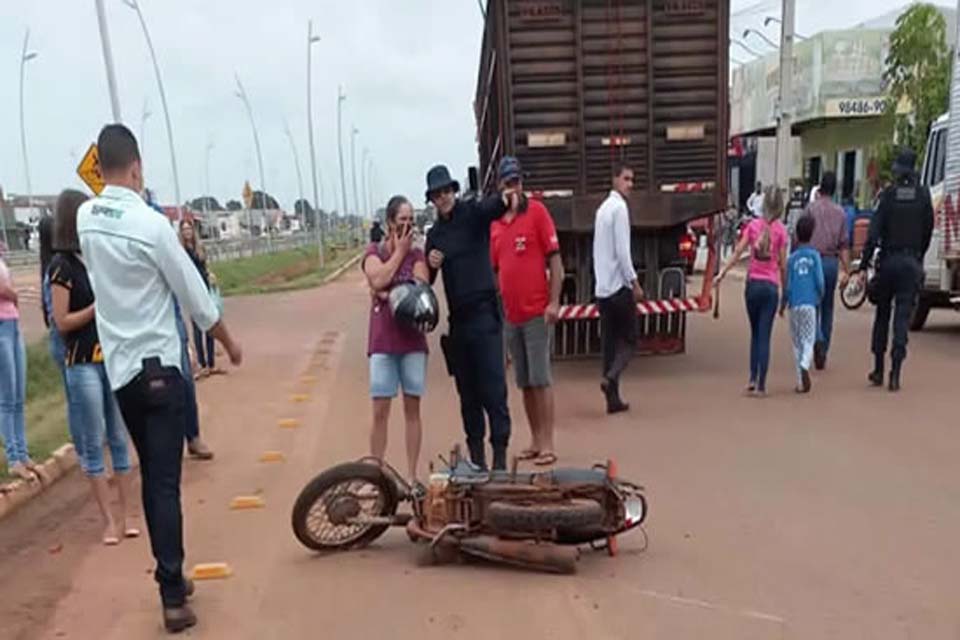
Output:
[77, 124, 242, 632]
[859, 148, 933, 391]
[424, 165, 518, 470]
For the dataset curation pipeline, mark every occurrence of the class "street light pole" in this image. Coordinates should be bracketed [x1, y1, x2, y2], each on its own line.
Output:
[284, 119, 306, 232]
[139, 98, 152, 152]
[350, 126, 361, 242]
[743, 28, 778, 50]
[235, 74, 270, 249]
[204, 141, 214, 220]
[337, 86, 349, 232]
[16, 29, 38, 250]
[361, 147, 370, 223]
[306, 21, 324, 265]
[122, 0, 183, 221]
[774, 0, 796, 191]
[94, 0, 122, 122]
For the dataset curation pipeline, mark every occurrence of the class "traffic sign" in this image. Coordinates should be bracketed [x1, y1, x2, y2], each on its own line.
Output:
[76, 144, 105, 195]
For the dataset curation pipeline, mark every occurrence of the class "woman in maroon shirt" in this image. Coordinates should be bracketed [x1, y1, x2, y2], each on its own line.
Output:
[362, 196, 430, 482]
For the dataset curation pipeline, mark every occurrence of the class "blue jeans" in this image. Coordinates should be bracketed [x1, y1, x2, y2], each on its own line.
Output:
[369, 352, 427, 398]
[64, 362, 131, 476]
[745, 280, 779, 392]
[0, 319, 28, 464]
[817, 256, 839, 352]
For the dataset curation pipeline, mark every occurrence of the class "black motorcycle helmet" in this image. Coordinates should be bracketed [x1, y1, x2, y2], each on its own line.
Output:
[389, 280, 439, 334]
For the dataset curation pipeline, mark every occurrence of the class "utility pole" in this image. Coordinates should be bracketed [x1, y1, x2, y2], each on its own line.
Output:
[351, 126, 361, 243]
[284, 119, 306, 232]
[95, 0, 122, 122]
[774, 0, 795, 192]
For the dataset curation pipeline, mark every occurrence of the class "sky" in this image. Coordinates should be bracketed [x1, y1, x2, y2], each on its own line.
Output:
[1, 0, 956, 214]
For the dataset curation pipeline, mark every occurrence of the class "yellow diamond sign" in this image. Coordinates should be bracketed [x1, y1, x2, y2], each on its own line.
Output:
[76, 143, 105, 195]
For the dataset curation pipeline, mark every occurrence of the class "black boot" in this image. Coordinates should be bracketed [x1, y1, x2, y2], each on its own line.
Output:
[603, 378, 629, 414]
[492, 446, 508, 472]
[868, 354, 884, 387]
[467, 441, 487, 470]
[888, 360, 902, 392]
[813, 342, 827, 370]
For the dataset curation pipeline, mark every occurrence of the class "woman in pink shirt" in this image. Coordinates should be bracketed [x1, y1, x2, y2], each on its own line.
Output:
[0, 242, 35, 480]
[715, 187, 788, 396]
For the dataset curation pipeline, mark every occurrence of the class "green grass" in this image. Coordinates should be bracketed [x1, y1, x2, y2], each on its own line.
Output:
[213, 245, 360, 297]
[0, 338, 70, 480]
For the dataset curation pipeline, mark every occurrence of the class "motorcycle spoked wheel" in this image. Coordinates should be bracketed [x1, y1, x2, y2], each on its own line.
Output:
[484, 499, 605, 533]
[841, 275, 868, 310]
[291, 462, 399, 552]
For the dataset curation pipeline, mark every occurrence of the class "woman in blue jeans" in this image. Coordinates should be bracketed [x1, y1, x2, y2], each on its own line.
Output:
[50, 190, 138, 545]
[0, 242, 36, 481]
[715, 187, 788, 396]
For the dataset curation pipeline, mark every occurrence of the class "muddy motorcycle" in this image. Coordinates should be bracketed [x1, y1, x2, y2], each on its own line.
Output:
[291, 445, 647, 574]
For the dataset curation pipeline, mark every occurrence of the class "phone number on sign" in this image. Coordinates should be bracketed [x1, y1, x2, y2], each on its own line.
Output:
[834, 99, 888, 116]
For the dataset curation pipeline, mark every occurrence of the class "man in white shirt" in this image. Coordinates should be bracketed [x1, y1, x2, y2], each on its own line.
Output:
[593, 165, 643, 414]
[77, 124, 242, 633]
[747, 181, 764, 218]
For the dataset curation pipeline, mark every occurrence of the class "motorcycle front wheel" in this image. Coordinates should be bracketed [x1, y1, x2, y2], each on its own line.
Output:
[291, 462, 399, 552]
[841, 275, 867, 310]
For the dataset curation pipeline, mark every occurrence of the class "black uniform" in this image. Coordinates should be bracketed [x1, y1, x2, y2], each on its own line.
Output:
[861, 174, 934, 386]
[425, 194, 510, 469]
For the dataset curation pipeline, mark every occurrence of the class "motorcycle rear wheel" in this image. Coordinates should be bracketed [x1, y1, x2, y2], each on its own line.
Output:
[484, 499, 605, 534]
[291, 462, 398, 552]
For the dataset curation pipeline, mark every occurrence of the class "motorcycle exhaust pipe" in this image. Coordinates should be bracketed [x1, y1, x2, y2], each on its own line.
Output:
[458, 536, 579, 575]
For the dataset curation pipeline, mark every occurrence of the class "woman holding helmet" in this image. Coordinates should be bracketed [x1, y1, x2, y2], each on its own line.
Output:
[362, 195, 436, 484]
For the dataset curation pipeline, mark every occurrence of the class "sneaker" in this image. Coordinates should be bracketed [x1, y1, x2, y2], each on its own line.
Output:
[163, 604, 197, 634]
[187, 438, 214, 461]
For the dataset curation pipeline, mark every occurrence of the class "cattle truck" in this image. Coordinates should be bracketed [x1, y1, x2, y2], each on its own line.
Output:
[473, 0, 729, 356]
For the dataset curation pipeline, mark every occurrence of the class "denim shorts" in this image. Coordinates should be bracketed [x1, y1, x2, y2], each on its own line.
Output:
[369, 352, 427, 398]
[64, 362, 131, 476]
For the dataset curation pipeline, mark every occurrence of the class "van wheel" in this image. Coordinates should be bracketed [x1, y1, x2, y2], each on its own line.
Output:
[909, 298, 932, 331]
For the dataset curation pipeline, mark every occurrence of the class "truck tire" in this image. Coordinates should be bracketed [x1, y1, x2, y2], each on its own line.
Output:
[484, 499, 605, 533]
[909, 298, 932, 331]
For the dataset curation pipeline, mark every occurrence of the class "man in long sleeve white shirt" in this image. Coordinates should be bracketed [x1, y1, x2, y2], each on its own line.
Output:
[77, 124, 241, 633]
[593, 165, 643, 414]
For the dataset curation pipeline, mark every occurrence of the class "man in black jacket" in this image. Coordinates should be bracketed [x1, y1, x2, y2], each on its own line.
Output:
[424, 165, 517, 470]
[860, 148, 934, 391]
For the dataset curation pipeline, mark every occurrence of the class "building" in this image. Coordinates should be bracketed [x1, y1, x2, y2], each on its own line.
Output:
[729, 5, 956, 210]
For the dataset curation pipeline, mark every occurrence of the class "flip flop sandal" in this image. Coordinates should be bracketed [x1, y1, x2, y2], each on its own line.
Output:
[533, 452, 558, 466]
[124, 528, 141, 539]
[517, 449, 540, 461]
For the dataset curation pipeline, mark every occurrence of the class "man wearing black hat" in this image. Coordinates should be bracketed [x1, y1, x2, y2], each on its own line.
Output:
[859, 148, 934, 391]
[424, 164, 518, 470]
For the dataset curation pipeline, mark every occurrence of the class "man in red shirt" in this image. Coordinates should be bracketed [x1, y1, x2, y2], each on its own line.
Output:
[490, 157, 564, 466]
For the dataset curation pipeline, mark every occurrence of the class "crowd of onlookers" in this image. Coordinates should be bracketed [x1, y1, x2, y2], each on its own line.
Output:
[0, 189, 223, 544]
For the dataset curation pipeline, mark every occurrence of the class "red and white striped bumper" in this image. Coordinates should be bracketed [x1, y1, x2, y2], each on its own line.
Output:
[558, 297, 705, 320]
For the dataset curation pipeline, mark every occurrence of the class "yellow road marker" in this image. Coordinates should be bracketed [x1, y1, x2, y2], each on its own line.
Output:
[290, 393, 310, 403]
[229, 496, 266, 510]
[191, 563, 233, 580]
[259, 451, 286, 463]
[278, 418, 301, 429]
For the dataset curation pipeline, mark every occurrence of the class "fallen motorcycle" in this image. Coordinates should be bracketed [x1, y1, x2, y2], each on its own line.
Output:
[291, 445, 647, 574]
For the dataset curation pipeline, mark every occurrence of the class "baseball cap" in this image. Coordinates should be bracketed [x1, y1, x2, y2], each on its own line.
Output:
[498, 156, 522, 182]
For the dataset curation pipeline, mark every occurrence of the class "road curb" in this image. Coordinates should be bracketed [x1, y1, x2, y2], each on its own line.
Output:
[0, 444, 79, 522]
[322, 252, 364, 285]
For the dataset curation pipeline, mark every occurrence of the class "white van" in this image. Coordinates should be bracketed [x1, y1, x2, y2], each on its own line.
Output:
[915, 112, 960, 329]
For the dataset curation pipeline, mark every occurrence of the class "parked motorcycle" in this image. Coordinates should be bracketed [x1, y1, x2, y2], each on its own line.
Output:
[291, 445, 648, 574]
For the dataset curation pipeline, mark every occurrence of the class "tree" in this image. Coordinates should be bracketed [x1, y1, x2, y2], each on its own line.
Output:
[250, 191, 279, 210]
[879, 3, 952, 175]
[189, 196, 223, 212]
[226, 200, 243, 211]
